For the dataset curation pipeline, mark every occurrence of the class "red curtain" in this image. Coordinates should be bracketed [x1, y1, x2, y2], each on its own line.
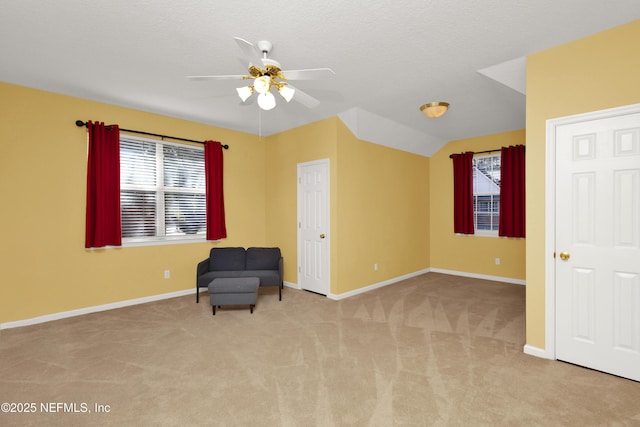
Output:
[85, 121, 122, 248]
[205, 141, 227, 240]
[452, 152, 475, 234]
[499, 144, 526, 238]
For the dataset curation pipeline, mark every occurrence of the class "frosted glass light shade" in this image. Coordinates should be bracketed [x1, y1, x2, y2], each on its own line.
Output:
[257, 91, 276, 110]
[236, 86, 253, 102]
[278, 85, 295, 102]
[254, 76, 271, 94]
[420, 102, 449, 118]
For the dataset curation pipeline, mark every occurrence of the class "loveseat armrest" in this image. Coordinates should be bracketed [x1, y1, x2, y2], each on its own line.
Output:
[197, 258, 210, 277]
[196, 258, 210, 303]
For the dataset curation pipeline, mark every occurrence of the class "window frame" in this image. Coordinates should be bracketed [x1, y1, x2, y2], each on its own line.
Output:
[120, 135, 207, 247]
[472, 153, 501, 237]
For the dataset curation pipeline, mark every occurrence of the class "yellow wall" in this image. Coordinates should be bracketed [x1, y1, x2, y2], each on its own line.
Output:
[429, 130, 526, 280]
[335, 120, 430, 294]
[0, 82, 266, 323]
[265, 118, 430, 295]
[525, 20, 640, 348]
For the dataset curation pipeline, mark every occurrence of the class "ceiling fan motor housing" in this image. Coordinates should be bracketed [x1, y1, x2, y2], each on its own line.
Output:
[257, 40, 273, 55]
[257, 41, 282, 69]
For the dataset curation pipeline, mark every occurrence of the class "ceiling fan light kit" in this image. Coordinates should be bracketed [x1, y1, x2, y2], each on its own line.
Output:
[188, 37, 335, 111]
[236, 80, 296, 109]
[239, 53, 294, 109]
[420, 101, 450, 118]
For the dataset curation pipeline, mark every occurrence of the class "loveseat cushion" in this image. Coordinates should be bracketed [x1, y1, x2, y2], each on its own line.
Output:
[209, 247, 246, 271]
[198, 270, 245, 288]
[245, 247, 281, 270]
[198, 270, 280, 288]
[244, 270, 281, 286]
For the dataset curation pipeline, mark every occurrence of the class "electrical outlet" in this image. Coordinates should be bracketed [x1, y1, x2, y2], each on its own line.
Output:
[374, 263, 378, 271]
[495, 258, 500, 265]
[164, 270, 170, 279]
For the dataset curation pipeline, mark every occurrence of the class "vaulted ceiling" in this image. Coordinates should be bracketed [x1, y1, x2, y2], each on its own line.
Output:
[2, 1, 639, 156]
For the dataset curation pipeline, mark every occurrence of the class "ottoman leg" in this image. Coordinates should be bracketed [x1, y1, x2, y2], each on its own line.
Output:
[212, 305, 216, 315]
[250, 304, 255, 314]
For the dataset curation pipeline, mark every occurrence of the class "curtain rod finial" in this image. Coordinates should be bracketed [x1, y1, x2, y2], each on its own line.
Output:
[75, 120, 87, 127]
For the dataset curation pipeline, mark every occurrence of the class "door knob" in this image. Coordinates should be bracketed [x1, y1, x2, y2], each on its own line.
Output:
[559, 252, 570, 261]
[320, 234, 326, 239]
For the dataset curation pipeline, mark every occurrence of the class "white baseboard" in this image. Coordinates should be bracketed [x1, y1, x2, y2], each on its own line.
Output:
[287, 267, 521, 301]
[0, 289, 194, 330]
[283, 281, 300, 290]
[523, 344, 554, 360]
[2, 269, 523, 330]
[429, 268, 526, 286]
[327, 268, 432, 300]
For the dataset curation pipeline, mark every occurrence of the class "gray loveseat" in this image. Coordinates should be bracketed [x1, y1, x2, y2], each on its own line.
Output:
[196, 247, 283, 302]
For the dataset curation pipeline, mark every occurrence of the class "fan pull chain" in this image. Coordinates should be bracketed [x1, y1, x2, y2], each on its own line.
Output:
[258, 106, 262, 141]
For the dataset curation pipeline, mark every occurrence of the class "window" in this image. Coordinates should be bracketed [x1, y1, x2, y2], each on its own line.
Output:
[473, 154, 500, 234]
[120, 136, 206, 244]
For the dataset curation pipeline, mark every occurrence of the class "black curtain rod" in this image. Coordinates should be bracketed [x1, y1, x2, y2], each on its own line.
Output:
[75, 120, 229, 149]
[474, 148, 502, 155]
[449, 148, 510, 159]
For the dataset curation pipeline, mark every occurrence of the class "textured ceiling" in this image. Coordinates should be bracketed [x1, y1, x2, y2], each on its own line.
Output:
[1, 1, 639, 156]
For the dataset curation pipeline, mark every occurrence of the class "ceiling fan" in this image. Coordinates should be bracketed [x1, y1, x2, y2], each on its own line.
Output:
[188, 37, 335, 110]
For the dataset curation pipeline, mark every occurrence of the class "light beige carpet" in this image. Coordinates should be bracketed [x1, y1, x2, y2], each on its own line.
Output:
[1, 273, 638, 426]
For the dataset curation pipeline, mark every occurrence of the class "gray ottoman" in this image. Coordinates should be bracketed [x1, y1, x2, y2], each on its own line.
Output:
[208, 277, 260, 315]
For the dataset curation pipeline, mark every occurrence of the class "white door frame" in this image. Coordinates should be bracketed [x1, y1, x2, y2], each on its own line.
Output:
[297, 158, 330, 295]
[542, 103, 640, 360]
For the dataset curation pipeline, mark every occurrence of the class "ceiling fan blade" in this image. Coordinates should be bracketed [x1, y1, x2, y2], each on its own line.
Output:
[282, 68, 335, 80]
[186, 75, 247, 81]
[234, 37, 264, 67]
[287, 85, 320, 108]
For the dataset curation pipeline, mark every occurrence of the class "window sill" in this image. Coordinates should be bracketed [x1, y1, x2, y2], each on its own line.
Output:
[122, 237, 212, 248]
[454, 231, 499, 237]
[474, 231, 499, 238]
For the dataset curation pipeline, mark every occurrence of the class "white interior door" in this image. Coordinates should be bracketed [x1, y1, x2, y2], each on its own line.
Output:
[298, 159, 330, 295]
[555, 111, 640, 381]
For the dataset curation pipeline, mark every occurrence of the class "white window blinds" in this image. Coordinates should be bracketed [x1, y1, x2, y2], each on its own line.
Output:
[120, 136, 206, 243]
